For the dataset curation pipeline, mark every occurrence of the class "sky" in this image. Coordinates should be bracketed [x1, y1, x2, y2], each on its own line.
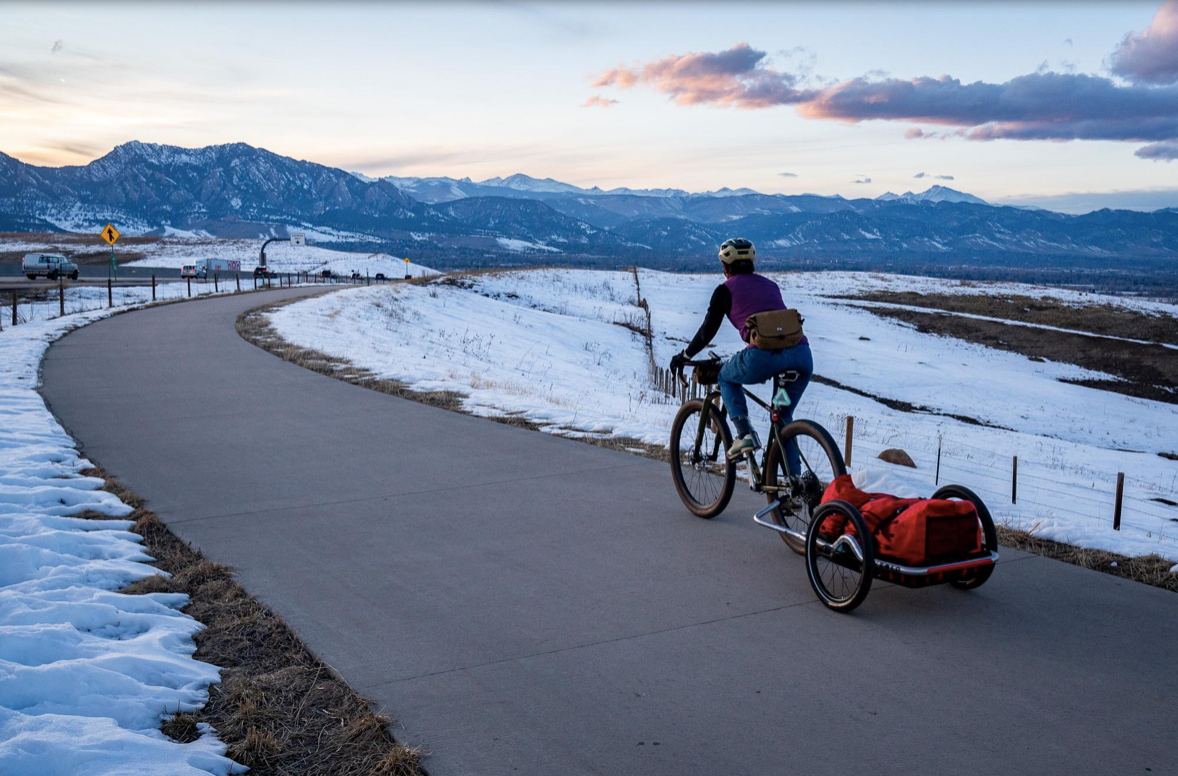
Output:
[2, 1, 1177, 212]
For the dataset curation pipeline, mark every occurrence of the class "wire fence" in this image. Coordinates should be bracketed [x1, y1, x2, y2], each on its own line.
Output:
[649, 365, 1178, 551]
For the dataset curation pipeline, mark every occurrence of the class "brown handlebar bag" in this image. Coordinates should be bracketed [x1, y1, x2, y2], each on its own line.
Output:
[744, 309, 805, 350]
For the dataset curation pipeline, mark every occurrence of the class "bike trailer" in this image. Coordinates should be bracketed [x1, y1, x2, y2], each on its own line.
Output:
[818, 475, 982, 570]
[753, 474, 999, 612]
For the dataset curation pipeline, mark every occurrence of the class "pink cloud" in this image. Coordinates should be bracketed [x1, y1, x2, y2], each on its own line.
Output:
[582, 95, 618, 108]
[590, 36, 1178, 157]
[591, 43, 812, 109]
[1110, 1, 1178, 85]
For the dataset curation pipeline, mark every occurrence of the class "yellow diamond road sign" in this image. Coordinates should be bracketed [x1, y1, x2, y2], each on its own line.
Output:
[101, 223, 120, 246]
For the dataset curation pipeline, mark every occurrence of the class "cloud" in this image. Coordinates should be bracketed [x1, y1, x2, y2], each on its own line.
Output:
[1064, 38, 1073, 47]
[778, 171, 797, 177]
[582, 95, 617, 108]
[591, 25, 1178, 158]
[914, 172, 926, 178]
[592, 43, 814, 108]
[914, 171, 954, 180]
[1135, 140, 1178, 160]
[852, 176, 871, 184]
[797, 72, 1178, 143]
[1109, 0, 1178, 85]
[51, 40, 63, 55]
[935, 174, 955, 180]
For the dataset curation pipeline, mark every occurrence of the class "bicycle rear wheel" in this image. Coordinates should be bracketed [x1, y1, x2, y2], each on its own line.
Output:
[670, 398, 736, 518]
[763, 419, 847, 554]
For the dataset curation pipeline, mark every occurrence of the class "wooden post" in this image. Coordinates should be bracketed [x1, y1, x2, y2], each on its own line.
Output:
[186, 277, 191, 298]
[844, 416, 854, 467]
[214, 273, 219, 293]
[1113, 472, 1125, 530]
[108, 277, 113, 308]
[935, 435, 942, 486]
[11, 289, 17, 326]
[236, 273, 241, 292]
[59, 274, 64, 317]
[152, 274, 156, 301]
[1012, 456, 1018, 504]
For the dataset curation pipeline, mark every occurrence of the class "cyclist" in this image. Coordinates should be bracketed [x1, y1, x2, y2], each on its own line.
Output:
[670, 238, 813, 463]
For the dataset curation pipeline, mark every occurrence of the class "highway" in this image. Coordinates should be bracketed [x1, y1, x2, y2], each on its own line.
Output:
[41, 287, 1178, 776]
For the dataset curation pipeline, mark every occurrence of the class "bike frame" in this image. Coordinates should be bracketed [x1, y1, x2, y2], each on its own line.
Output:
[691, 384, 794, 494]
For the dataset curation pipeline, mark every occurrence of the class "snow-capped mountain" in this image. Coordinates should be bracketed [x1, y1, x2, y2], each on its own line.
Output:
[877, 185, 990, 206]
[3, 142, 1177, 271]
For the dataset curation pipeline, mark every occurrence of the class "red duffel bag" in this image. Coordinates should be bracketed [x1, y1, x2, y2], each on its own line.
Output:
[819, 475, 982, 566]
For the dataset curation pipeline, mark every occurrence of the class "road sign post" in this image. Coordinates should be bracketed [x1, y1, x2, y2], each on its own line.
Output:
[404, 257, 411, 280]
[100, 223, 121, 280]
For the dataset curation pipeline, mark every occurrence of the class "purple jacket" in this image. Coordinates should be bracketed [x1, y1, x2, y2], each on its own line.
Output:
[725, 273, 786, 344]
[684, 272, 807, 357]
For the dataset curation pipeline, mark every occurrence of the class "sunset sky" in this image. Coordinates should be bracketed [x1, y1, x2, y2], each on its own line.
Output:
[2, 1, 1177, 211]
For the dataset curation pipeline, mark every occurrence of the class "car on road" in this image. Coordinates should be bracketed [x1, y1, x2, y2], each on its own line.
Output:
[350, 271, 364, 281]
[375, 273, 387, 281]
[22, 253, 79, 281]
[180, 264, 206, 279]
[253, 266, 274, 279]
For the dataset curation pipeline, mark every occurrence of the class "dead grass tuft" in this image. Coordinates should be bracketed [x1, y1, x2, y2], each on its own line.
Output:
[161, 712, 202, 744]
[997, 525, 1177, 593]
[78, 463, 425, 776]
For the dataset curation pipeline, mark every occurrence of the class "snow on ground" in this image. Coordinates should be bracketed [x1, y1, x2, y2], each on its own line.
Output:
[5, 274, 278, 326]
[268, 268, 1178, 567]
[6, 234, 437, 278]
[496, 237, 561, 253]
[119, 239, 437, 278]
[0, 292, 254, 773]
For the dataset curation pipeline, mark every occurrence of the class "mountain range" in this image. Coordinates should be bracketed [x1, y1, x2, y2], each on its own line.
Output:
[2, 141, 1177, 275]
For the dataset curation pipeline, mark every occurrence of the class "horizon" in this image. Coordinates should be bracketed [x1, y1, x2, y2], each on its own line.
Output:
[6, 136, 1177, 216]
[2, 2, 1177, 214]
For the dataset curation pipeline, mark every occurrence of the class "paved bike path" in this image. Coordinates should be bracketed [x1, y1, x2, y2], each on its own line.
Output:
[41, 288, 1177, 775]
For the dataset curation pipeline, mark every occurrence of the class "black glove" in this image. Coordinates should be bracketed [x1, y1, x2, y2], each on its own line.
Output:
[669, 351, 688, 373]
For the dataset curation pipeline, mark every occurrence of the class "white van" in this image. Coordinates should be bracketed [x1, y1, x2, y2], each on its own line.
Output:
[22, 253, 79, 280]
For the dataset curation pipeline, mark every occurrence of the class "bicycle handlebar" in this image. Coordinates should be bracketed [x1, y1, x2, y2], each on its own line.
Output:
[672, 353, 723, 387]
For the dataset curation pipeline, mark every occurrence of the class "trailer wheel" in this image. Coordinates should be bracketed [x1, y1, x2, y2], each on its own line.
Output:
[933, 484, 998, 590]
[806, 500, 874, 612]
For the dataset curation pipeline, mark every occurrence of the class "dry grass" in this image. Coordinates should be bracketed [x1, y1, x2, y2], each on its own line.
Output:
[841, 290, 1178, 405]
[997, 524, 1177, 592]
[80, 465, 425, 776]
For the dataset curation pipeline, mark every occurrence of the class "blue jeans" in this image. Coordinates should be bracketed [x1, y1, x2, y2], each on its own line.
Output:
[718, 343, 813, 473]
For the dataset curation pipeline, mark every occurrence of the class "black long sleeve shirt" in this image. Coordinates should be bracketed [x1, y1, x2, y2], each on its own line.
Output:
[684, 284, 731, 358]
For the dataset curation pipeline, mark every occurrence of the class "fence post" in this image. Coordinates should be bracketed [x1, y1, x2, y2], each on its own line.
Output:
[1113, 472, 1125, 530]
[935, 434, 942, 486]
[11, 289, 17, 326]
[108, 277, 113, 308]
[1012, 456, 1018, 504]
[844, 416, 854, 467]
[236, 273, 241, 292]
[59, 274, 65, 317]
[152, 274, 156, 301]
[214, 273, 219, 293]
[186, 277, 191, 298]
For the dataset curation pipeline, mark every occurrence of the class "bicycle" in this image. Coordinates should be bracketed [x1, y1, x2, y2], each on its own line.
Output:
[669, 354, 846, 554]
[669, 355, 999, 612]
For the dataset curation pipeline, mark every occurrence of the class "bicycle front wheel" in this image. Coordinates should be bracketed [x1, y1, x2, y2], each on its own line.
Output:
[669, 398, 736, 518]
[763, 419, 847, 554]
